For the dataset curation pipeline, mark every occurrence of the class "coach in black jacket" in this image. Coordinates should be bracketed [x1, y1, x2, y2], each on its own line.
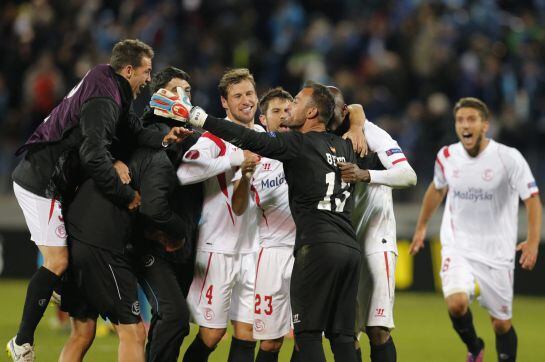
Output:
[130, 67, 202, 362]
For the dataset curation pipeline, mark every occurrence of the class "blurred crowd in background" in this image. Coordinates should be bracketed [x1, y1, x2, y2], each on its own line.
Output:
[1, 0, 544, 199]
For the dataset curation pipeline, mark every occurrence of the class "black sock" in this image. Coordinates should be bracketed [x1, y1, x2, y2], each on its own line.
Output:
[329, 334, 357, 362]
[183, 334, 215, 362]
[370, 337, 397, 362]
[295, 332, 325, 362]
[290, 344, 299, 362]
[256, 348, 279, 362]
[355, 347, 362, 362]
[16, 266, 59, 345]
[496, 326, 517, 362]
[227, 336, 256, 362]
[449, 309, 482, 355]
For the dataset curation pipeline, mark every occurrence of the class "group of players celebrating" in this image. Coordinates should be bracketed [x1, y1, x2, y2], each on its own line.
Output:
[6, 38, 540, 362]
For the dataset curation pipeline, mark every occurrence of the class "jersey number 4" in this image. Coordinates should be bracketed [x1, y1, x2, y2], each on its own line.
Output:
[317, 172, 351, 212]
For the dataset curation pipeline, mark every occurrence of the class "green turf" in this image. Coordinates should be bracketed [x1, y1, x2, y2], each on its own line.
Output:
[1, 279, 544, 361]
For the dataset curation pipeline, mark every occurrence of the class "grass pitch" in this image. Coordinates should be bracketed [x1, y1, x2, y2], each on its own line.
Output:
[1, 279, 544, 361]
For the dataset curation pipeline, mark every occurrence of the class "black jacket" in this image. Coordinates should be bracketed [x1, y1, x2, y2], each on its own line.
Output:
[12, 72, 166, 207]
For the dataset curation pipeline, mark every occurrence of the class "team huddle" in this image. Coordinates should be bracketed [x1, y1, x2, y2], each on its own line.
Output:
[6, 39, 540, 362]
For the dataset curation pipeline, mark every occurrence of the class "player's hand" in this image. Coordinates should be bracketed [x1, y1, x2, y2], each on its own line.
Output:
[150, 88, 192, 123]
[337, 161, 369, 183]
[344, 104, 368, 157]
[241, 150, 260, 179]
[517, 241, 539, 270]
[409, 226, 427, 255]
[145, 229, 185, 252]
[128, 191, 141, 211]
[113, 160, 131, 184]
[163, 126, 194, 145]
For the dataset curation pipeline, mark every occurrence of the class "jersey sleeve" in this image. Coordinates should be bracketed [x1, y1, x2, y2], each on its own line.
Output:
[202, 116, 302, 161]
[501, 147, 539, 200]
[176, 135, 243, 185]
[433, 147, 448, 189]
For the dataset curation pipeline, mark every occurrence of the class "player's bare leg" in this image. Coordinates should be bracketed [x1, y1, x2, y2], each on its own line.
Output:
[445, 293, 484, 361]
[183, 326, 226, 361]
[59, 318, 96, 362]
[229, 321, 256, 361]
[114, 322, 146, 362]
[365, 326, 396, 362]
[256, 337, 283, 362]
[491, 317, 517, 362]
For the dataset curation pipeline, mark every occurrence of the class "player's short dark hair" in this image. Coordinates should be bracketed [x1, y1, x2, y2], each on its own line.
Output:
[218, 68, 256, 99]
[110, 39, 154, 72]
[303, 80, 335, 125]
[149, 66, 191, 93]
[453, 97, 490, 120]
[259, 87, 293, 114]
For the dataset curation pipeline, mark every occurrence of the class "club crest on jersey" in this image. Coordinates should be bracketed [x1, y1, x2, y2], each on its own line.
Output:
[482, 169, 494, 181]
[386, 148, 402, 156]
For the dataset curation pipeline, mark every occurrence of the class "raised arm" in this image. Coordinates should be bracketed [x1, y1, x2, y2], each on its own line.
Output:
[231, 151, 260, 216]
[177, 135, 244, 185]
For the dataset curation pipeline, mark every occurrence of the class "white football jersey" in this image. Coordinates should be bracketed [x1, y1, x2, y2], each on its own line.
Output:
[434, 140, 539, 268]
[177, 124, 264, 254]
[353, 121, 414, 255]
[250, 158, 296, 248]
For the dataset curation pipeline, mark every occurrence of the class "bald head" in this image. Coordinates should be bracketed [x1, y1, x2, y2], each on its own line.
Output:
[327, 86, 348, 131]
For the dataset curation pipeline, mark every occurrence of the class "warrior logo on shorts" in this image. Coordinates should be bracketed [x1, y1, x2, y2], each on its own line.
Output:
[38, 298, 48, 307]
[292, 314, 300, 324]
[131, 301, 140, 316]
[55, 224, 67, 238]
[204, 308, 215, 321]
[144, 255, 155, 267]
[254, 319, 265, 332]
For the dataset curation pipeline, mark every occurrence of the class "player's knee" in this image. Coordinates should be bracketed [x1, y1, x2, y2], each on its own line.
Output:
[366, 326, 390, 346]
[491, 318, 512, 334]
[200, 327, 226, 348]
[259, 338, 283, 352]
[232, 321, 254, 341]
[446, 295, 469, 317]
[43, 251, 69, 275]
[117, 322, 146, 346]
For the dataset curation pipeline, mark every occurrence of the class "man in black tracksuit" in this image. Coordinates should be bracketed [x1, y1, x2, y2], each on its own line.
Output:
[130, 66, 202, 362]
[60, 108, 195, 361]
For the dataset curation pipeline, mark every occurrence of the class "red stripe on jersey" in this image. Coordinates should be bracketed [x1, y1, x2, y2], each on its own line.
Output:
[384, 252, 391, 299]
[48, 199, 56, 224]
[202, 132, 234, 223]
[225, 202, 235, 225]
[251, 185, 269, 227]
[254, 247, 264, 286]
[202, 132, 227, 156]
[443, 146, 450, 158]
[198, 252, 214, 304]
[392, 157, 407, 165]
[436, 157, 445, 175]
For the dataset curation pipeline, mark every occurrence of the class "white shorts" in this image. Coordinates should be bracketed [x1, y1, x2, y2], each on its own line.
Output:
[187, 250, 256, 328]
[440, 248, 514, 320]
[13, 182, 67, 247]
[356, 251, 396, 331]
[253, 246, 294, 340]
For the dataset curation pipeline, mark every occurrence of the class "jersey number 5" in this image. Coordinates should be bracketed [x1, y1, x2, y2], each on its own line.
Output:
[317, 172, 351, 212]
